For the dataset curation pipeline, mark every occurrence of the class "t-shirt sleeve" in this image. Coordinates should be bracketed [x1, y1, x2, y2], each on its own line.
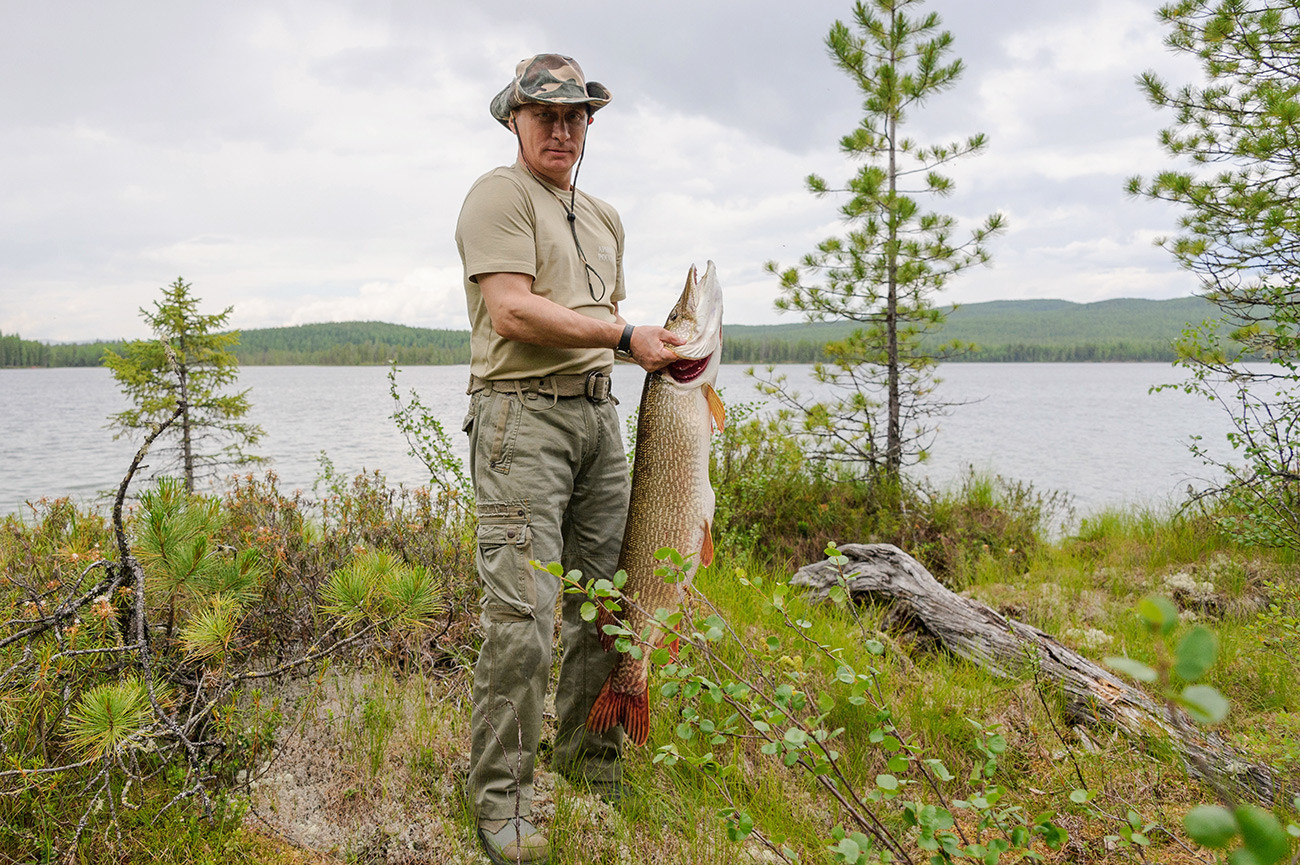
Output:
[610, 208, 627, 304]
[456, 173, 537, 283]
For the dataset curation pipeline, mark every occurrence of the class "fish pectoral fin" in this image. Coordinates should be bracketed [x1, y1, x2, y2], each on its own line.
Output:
[595, 604, 620, 652]
[704, 383, 725, 432]
[701, 520, 714, 567]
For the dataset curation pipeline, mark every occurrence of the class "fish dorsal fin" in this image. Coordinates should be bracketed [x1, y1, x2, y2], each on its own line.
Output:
[701, 519, 714, 567]
[704, 383, 725, 432]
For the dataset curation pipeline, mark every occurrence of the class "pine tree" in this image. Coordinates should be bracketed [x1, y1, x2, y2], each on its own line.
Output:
[103, 278, 263, 492]
[761, 0, 1004, 483]
[1128, 0, 1300, 551]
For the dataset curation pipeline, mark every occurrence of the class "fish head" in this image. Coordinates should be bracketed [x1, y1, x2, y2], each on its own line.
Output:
[662, 261, 723, 387]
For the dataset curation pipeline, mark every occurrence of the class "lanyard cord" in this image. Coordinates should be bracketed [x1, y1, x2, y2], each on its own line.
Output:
[514, 122, 607, 303]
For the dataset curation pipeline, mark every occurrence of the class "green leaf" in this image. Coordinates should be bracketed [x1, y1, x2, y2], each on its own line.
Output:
[832, 837, 861, 863]
[1173, 626, 1218, 682]
[579, 601, 597, 622]
[1236, 806, 1291, 864]
[1070, 789, 1090, 804]
[1184, 805, 1237, 849]
[1105, 656, 1158, 683]
[1137, 595, 1180, 634]
[924, 759, 954, 782]
[725, 810, 754, 843]
[1179, 685, 1230, 724]
[876, 773, 899, 791]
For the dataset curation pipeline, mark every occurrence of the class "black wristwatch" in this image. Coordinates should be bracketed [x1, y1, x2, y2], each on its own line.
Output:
[616, 324, 635, 358]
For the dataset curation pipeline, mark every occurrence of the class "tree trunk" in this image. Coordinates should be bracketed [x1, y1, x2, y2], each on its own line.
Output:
[178, 360, 194, 493]
[790, 543, 1280, 805]
[885, 28, 901, 482]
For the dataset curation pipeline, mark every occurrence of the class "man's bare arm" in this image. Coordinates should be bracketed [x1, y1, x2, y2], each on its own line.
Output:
[478, 271, 682, 372]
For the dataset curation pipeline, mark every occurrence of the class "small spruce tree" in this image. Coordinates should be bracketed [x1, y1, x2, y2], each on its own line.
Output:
[103, 277, 263, 492]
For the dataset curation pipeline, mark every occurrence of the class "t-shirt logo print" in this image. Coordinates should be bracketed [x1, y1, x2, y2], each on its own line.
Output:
[597, 245, 615, 263]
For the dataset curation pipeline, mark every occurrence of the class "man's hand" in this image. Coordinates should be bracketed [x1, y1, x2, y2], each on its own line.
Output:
[628, 325, 684, 372]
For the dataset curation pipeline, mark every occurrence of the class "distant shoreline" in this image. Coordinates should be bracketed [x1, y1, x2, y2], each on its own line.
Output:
[4, 295, 1242, 368]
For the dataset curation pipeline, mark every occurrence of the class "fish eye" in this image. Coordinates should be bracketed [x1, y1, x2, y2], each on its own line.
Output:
[669, 312, 678, 321]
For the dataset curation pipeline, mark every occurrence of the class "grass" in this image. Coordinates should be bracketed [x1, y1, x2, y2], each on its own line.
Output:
[3, 479, 1298, 865]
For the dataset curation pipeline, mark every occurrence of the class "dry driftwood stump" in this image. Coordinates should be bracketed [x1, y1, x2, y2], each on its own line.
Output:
[790, 543, 1278, 805]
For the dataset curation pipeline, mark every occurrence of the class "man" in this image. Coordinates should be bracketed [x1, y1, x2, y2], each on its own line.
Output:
[455, 54, 681, 865]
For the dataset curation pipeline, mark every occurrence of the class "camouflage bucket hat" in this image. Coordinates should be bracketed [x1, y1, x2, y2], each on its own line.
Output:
[490, 53, 612, 128]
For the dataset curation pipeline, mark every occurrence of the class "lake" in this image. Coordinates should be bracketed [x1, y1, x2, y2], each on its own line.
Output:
[0, 363, 1240, 519]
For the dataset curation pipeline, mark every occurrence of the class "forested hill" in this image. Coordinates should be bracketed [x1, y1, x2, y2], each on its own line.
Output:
[3, 296, 1224, 367]
[234, 321, 469, 365]
[725, 296, 1220, 363]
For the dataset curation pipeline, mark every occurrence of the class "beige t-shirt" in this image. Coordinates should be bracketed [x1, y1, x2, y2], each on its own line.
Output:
[456, 162, 627, 380]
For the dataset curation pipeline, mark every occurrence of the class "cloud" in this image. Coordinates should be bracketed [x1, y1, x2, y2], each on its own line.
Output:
[1, 0, 1208, 342]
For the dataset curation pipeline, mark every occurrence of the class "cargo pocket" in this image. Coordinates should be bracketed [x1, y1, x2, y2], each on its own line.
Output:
[476, 500, 535, 622]
[486, 393, 520, 475]
[461, 393, 477, 437]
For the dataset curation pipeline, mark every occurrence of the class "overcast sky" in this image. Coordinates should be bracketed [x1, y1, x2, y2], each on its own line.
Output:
[1, 0, 1207, 342]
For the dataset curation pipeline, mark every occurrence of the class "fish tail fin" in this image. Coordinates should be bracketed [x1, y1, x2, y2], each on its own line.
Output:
[587, 677, 651, 747]
[704, 383, 726, 432]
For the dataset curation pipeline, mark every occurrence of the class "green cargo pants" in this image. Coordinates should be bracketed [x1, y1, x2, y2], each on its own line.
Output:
[463, 383, 628, 820]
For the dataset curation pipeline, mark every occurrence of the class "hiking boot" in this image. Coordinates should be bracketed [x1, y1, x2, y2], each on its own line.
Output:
[477, 817, 549, 864]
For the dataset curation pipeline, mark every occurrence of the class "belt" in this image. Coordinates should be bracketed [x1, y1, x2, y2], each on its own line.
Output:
[467, 370, 614, 403]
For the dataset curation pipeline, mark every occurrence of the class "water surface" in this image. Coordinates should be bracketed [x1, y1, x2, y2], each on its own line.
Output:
[0, 363, 1237, 518]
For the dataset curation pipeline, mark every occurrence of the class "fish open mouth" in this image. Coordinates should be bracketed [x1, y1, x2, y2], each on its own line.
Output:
[667, 354, 713, 383]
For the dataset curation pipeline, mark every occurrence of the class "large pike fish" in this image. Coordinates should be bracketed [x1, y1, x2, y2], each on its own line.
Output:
[587, 261, 725, 747]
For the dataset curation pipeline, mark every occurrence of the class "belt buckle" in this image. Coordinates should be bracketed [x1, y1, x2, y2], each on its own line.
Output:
[584, 371, 610, 402]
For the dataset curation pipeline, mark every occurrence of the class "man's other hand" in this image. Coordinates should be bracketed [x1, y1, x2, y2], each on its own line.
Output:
[630, 326, 685, 372]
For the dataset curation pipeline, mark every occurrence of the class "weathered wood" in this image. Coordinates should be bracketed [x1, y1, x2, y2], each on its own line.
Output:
[791, 543, 1278, 805]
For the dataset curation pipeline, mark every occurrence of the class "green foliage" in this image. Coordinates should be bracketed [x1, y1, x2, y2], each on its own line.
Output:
[10, 296, 1234, 368]
[387, 362, 473, 515]
[233, 320, 470, 365]
[0, 332, 124, 368]
[725, 296, 1228, 363]
[708, 400, 1068, 580]
[66, 677, 159, 760]
[708, 400, 890, 563]
[1251, 575, 1300, 666]
[567, 548, 1069, 864]
[761, 0, 1004, 481]
[1107, 593, 1231, 722]
[322, 548, 444, 628]
[905, 470, 1073, 586]
[1131, 0, 1300, 554]
[102, 277, 264, 492]
[1105, 595, 1298, 862]
[0, 466, 475, 857]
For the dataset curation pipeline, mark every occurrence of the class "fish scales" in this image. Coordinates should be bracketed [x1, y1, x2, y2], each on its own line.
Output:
[587, 262, 724, 747]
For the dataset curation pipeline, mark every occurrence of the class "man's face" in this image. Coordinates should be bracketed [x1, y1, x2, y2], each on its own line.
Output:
[511, 103, 590, 188]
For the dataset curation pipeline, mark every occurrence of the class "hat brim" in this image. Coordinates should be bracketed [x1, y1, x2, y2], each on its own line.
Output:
[490, 80, 611, 128]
